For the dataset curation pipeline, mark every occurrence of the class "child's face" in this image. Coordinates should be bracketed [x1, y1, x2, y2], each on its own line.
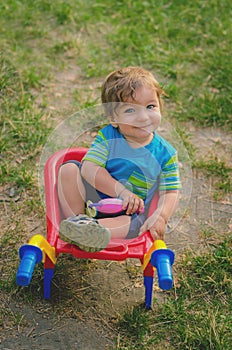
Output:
[112, 86, 161, 146]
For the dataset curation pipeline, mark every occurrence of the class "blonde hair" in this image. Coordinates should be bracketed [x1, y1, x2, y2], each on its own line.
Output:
[101, 66, 164, 114]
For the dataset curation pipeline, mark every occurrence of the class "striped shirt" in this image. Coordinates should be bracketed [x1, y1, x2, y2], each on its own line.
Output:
[83, 125, 181, 202]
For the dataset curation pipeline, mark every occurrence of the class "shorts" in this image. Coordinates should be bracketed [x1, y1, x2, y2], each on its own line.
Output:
[62, 160, 150, 239]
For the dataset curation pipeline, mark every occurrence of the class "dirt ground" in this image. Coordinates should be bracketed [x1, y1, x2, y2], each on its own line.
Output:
[1, 65, 231, 350]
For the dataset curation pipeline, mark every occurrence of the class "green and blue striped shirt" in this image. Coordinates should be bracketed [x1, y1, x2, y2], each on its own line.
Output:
[83, 125, 181, 201]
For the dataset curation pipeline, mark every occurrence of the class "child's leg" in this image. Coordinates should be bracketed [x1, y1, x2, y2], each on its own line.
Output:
[98, 216, 130, 239]
[58, 162, 86, 218]
[58, 163, 131, 250]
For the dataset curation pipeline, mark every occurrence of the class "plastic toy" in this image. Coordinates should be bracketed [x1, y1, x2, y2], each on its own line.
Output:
[87, 198, 144, 217]
[16, 147, 175, 308]
[16, 235, 57, 286]
[143, 240, 174, 290]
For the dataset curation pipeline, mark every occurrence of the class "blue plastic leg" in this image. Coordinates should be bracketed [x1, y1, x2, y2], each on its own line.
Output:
[151, 249, 175, 290]
[144, 276, 154, 309]
[44, 268, 54, 299]
[16, 246, 42, 286]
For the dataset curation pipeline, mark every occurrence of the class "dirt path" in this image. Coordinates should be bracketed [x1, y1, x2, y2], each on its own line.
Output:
[1, 64, 231, 350]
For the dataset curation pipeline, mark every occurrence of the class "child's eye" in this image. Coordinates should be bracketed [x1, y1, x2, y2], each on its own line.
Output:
[146, 104, 156, 110]
[124, 108, 136, 113]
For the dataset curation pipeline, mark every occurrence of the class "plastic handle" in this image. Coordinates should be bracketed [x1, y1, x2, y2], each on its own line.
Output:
[16, 245, 43, 286]
[151, 249, 175, 290]
[89, 198, 144, 214]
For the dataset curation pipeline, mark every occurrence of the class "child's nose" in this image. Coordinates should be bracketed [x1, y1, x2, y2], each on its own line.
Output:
[136, 109, 149, 122]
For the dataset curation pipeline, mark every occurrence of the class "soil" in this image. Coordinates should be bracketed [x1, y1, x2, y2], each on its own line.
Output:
[1, 64, 231, 350]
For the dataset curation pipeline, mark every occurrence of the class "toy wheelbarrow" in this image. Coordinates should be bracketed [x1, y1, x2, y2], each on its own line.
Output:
[16, 148, 175, 309]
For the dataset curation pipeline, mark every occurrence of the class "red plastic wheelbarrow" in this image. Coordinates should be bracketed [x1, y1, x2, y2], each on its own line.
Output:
[16, 148, 175, 309]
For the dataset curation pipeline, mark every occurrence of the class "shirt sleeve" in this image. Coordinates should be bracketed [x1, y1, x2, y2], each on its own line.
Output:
[82, 129, 109, 168]
[158, 153, 181, 191]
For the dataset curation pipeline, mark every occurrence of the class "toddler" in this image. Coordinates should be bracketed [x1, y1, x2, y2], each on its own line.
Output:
[58, 66, 181, 251]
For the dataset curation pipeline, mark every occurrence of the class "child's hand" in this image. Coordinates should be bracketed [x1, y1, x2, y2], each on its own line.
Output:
[139, 214, 166, 240]
[119, 189, 144, 215]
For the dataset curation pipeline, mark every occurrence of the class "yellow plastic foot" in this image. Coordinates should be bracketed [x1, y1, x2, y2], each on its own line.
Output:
[142, 240, 167, 271]
[28, 234, 57, 264]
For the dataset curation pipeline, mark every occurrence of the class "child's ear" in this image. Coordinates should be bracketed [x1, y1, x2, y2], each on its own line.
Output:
[107, 115, 118, 128]
[111, 121, 119, 128]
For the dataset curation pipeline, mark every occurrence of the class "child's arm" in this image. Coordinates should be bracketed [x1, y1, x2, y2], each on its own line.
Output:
[139, 190, 180, 240]
[81, 160, 144, 214]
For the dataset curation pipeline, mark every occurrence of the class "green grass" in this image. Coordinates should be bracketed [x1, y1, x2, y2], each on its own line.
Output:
[0, 55, 51, 190]
[0, 0, 231, 348]
[116, 237, 232, 350]
[194, 157, 232, 197]
[1, 0, 231, 125]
